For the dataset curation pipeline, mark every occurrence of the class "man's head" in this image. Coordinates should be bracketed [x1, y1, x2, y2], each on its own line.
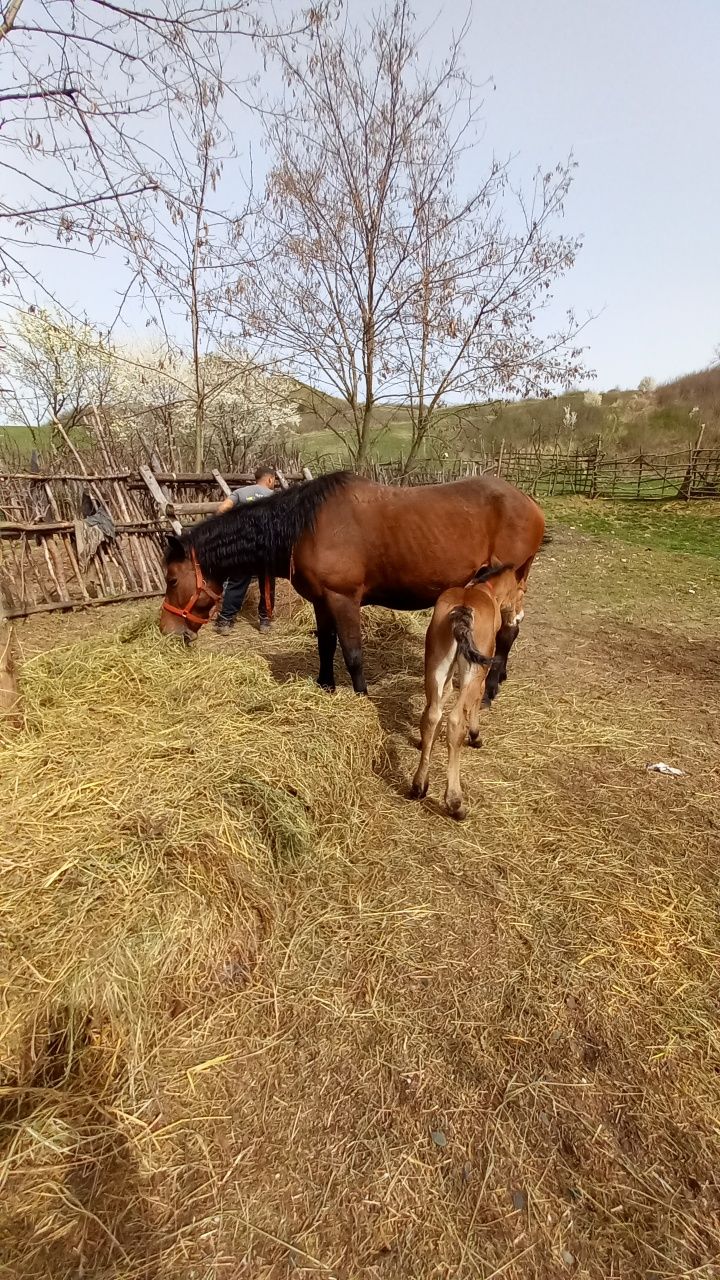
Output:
[255, 465, 276, 491]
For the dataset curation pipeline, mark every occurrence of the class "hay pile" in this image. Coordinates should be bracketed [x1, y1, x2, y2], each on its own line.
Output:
[0, 618, 383, 1277]
[2, 570, 720, 1278]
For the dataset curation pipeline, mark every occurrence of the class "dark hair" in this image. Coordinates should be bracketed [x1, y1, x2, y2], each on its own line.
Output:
[254, 464, 276, 482]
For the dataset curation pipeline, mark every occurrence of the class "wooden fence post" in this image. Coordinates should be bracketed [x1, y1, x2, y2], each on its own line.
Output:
[139, 464, 183, 536]
[588, 443, 599, 499]
[211, 468, 233, 498]
[0, 592, 19, 721]
[496, 439, 505, 477]
[679, 423, 706, 499]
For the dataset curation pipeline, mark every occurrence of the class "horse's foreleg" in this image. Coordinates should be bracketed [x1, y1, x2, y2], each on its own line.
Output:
[314, 600, 337, 691]
[327, 593, 367, 694]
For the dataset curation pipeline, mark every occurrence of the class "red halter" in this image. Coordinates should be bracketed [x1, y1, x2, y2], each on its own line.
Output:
[162, 548, 222, 629]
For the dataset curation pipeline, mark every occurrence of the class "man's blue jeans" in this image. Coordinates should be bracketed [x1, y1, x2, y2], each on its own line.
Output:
[218, 572, 275, 623]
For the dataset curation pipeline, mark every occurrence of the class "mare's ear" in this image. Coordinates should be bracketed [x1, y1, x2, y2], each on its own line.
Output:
[164, 534, 186, 564]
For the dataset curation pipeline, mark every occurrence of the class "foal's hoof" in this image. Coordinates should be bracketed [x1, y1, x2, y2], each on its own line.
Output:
[410, 780, 428, 800]
[445, 798, 467, 821]
[317, 681, 336, 694]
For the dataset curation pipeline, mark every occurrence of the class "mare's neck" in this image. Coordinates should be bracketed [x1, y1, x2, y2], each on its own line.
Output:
[190, 503, 288, 582]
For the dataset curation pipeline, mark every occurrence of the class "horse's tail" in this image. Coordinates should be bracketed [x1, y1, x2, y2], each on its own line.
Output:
[450, 606, 493, 666]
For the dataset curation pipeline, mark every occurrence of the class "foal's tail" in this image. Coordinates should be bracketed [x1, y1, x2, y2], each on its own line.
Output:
[450, 606, 493, 666]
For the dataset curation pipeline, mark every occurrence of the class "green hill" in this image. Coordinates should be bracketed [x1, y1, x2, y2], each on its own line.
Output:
[3, 368, 718, 471]
[287, 371, 719, 467]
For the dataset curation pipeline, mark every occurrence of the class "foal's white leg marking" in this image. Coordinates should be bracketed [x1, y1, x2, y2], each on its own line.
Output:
[412, 643, 456, 797]
[437, 644, 457, 698]
[444, 655, 482, 818]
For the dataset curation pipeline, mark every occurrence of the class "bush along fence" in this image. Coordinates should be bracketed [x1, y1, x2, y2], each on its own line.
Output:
[0, 463, 309, 619]
[1, 446, 718, 620]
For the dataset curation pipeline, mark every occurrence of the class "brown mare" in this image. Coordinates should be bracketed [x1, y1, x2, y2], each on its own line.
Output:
[411, 564, 525, 820]
[158, 471, 545, 694]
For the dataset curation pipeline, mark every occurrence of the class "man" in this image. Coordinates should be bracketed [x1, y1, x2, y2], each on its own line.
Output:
[214, 465, 277, 634]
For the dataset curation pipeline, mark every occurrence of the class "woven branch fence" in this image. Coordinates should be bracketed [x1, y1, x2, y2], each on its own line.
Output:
[349, 446, 720, 499]
[1, 447, 718, 620]
[0, 465, 308, 620]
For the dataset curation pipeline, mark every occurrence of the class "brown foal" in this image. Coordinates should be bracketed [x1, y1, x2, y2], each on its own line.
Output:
[411, 565, 525, 820]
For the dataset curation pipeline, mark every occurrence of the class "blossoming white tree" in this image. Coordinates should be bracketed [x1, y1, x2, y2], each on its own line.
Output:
[0, 310, 298, 467]
[108, 341, 299, 469]
[0, 307, 115, 441]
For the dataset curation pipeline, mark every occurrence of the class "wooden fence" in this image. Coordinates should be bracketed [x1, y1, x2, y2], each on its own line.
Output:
[0, 465, 307, 620]
[360, 446, 720, 499]
[1, 448, 718, 620]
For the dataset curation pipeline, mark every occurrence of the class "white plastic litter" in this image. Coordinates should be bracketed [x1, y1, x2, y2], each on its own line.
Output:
[646, 762, 684, 777]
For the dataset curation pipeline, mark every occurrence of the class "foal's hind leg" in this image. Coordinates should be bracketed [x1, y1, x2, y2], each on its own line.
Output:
[445, 668, 478, 820]
[445, 668, 491, 819]
[469, 630, 496, 743]
[467, 692, 483, 747]
[411, 647, 455, 799]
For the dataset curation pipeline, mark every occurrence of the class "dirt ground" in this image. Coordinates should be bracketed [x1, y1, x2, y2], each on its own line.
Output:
[6, 504, 720, 1279]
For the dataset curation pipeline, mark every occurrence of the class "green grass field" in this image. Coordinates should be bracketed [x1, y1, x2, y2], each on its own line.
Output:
[290, 381, 715, 464]
[546, 497, 720, 559]
[0, 424, 51, 453]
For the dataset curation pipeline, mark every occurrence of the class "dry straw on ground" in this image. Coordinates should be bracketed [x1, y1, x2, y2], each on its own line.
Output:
[2, 526, 720, 1280]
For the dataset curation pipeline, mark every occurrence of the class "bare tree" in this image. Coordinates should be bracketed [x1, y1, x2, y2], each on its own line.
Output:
[119, 50, 251, 470]
[0, 0, 271, 315]
[247, 0, 588, 469]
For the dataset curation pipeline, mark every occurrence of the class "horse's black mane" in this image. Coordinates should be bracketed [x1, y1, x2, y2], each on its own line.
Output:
[168, 471, 354, 578]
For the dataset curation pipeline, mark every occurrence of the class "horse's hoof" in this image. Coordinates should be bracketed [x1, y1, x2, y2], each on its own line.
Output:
[318, 682, 336, 694]
[446, 799, 467, 821]
[410, 781, 427, 800]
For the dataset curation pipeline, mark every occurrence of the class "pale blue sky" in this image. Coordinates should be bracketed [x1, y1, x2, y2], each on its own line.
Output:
[431, 0, 720, 389]
[13, 0, 720, 391]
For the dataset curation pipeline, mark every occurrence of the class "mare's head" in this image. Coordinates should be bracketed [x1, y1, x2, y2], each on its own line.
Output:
[158, 535, 223, 644]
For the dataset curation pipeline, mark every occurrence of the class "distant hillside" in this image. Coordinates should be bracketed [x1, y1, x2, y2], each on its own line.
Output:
[287, 373, 719, 466]
[656, 364, 720, 428]
[2, 370, 718, 471]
